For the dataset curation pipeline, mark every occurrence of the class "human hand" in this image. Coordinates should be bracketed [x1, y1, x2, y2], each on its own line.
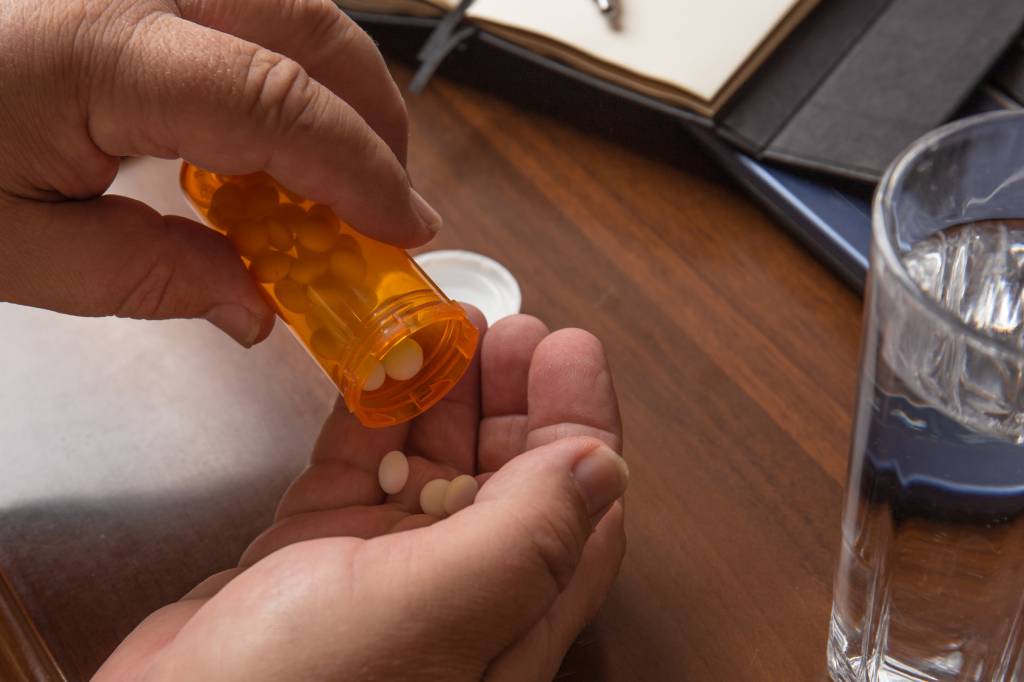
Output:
[95, 313, 627, 682]
[0, 0, 439, 347]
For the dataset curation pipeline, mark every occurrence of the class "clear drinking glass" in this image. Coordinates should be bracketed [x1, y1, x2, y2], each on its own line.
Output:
[829, 111, 1024, 681]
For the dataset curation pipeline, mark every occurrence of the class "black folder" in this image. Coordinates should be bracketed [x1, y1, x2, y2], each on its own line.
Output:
[340, 2, 1024, 292]
[344, 0, 1024, 183]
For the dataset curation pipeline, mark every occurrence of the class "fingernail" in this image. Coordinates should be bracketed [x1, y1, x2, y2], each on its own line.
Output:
[205, 304, 261, 348]
[571, 445, 629, 517]
[410, 189, 442, 235]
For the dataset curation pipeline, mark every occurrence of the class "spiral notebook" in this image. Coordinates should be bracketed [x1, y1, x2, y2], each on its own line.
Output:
[339, 0, 819, 116]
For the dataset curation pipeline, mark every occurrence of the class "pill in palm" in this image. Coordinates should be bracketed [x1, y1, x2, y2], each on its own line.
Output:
[363, 360, 386, 391]
[419, 478, 450, 517]
[383, 338, 424, 381]
[378, 450, 409, 495]
[443, 474, 479, 515]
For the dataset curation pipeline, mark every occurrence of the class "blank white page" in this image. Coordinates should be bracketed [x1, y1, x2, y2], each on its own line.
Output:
[466, 0, 805, 103]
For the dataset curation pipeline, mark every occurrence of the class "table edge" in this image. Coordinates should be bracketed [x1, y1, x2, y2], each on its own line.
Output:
[0, 568, 66, 682]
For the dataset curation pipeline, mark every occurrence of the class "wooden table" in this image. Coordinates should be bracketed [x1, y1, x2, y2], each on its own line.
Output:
[0, 26, 864, 681]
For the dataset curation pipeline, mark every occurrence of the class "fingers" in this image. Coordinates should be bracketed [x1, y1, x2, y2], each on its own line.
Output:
[240, 505, 408, 566]
[94, 599, 209, 682]
[87, 13, 438, 246]
[405, 304, 487, 472]
[181, 568, 244, 601]
[0, 194, 273, 346]
[484, 502, 626, 682]
[385, 454, 459, 510]
[277, 304, 484, 520]
[478, 315, 549, 472]
[177, 0, 408, 163]
[275, 397, 409, 518]
[526, 329, 622, 451]
[482, 315, 550, 416]
[359, 437, 629, 659]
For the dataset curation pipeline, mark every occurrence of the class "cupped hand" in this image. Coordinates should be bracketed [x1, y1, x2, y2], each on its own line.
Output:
[0, 0, 438, 346]
[95, 313, 627, 682]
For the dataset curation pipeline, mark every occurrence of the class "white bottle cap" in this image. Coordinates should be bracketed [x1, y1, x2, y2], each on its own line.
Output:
[414, 249, 522, 326]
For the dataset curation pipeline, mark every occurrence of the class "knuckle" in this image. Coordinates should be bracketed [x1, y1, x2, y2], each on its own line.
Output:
[242, 48, 317, 132]
[115, 223, 184, 320]
[116, 257, 176, 320]
[383, 95, 409, 145]
[314, 1, 364, 56]
[278, 0, 365, 62]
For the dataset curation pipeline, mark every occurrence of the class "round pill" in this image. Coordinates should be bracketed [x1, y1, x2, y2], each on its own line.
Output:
[378, 450, 409, 495]
[304, 310, 326, 332]
[209, 183, 246, 227]
[274, 279, 312, 314]
[329, 248, 367, 284]
[419, 478, 450, 517]
[363, 360, 386, 391]
[229, 220, 270, 258]
[443, 474, 478, 515]
[244, 181, 280, 217]
[310, 328, 344, 359]
[296, 212, 337, 253]
[249, 251, 292, 283]
[288, 252, 329, 284]
[307, 278, 378, 314]
[383, 338, 424, 381]
[307, 203, 340, 226]
[278, 184, 306, 204]
[273, 202, 307, 228]
[267, 219, 294, 251]
[336, 234, 359, 252]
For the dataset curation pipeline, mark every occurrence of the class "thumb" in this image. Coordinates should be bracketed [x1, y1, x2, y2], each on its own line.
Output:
[369, 436, 629, 661]
[0, 193, 274, 346]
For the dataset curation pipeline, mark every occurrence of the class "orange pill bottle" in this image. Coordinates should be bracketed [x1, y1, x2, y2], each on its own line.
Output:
[180, 163, 478, 427]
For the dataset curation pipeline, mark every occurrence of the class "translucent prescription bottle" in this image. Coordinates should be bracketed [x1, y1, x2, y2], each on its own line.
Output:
[180, 163, 478, 427]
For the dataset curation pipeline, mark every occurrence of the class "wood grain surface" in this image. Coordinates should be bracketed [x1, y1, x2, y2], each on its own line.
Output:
[0, 25, 864, 681]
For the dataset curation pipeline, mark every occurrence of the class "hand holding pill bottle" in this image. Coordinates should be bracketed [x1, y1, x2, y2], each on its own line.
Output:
[180, 163, 478, 427]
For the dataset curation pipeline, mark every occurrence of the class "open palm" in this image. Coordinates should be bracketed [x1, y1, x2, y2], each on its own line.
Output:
[97, 312, 626, 682]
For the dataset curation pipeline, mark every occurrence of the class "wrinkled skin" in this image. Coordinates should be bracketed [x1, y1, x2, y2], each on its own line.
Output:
[0, 0, 436, 346]
[96, 313, 627, 681]
[0, 3, 627, 679]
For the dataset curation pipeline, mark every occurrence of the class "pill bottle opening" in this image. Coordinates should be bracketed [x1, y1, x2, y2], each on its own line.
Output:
[341, 299, 479, 428]
[179, 163, 480, 428]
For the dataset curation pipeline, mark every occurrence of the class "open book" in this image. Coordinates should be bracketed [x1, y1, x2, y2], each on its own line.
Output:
[338, 0, 819, 116]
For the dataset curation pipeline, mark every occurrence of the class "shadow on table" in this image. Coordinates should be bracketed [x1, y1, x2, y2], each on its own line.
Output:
[0, 475, 283, 681]
[2, 484, 626, 682]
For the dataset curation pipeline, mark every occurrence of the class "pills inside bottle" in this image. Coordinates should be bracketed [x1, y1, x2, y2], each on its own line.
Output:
[180, 165, 478, 427]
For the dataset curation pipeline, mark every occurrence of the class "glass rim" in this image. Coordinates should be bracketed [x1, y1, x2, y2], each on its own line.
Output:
[873, 108, 1024, 358]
